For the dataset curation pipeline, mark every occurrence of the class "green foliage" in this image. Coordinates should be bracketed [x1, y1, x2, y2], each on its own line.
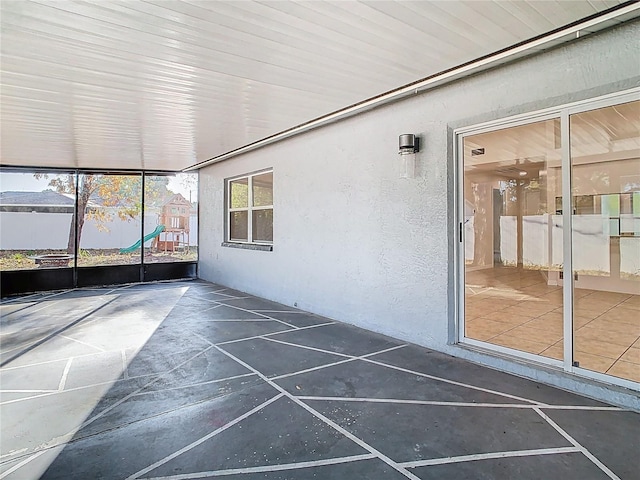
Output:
[33, 172, 193, 253]
[145, 176, 173, 207]
[230, 173, 272, 209]
[230, 179, 248, 208]
[35, 173, 173, 245]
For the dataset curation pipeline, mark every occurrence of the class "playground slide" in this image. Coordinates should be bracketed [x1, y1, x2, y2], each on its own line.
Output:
[119, 225, 165, 254]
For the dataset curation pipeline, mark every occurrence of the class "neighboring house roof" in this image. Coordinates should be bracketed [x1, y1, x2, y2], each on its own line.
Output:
[0, 190, 197, 213]
[0, 190, 74, 206]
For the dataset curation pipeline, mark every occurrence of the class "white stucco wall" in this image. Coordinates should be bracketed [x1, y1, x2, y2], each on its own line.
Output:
[198, 22, 640, 371]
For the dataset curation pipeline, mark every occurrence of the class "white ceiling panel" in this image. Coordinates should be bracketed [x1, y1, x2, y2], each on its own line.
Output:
[0, 0, 633, 171]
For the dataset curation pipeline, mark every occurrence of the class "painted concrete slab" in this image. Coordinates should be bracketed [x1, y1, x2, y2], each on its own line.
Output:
[185, 319, 293, 344]
[39, 383, 279, 479]
[544, 409, 640, 479]
[275, 359, 529, 404]
[0, 280, 637, 480]
[256, 311, 335, 328]
[308, 400, 572, 463]
[146, 396, 368, 478]
[218, 297, 300, 312]
[223, 458, 410, 480]
[412, 452, 610, 480]
[270, 322, 406, 356]
[221, 337, 347, 378]
[372, 345, 609, 407]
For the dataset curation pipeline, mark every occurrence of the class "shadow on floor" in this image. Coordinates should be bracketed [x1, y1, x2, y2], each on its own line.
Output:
[0, 281, 638, 479]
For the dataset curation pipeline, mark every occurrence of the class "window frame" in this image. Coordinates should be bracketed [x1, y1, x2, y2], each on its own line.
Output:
[226, 169, 273, 245]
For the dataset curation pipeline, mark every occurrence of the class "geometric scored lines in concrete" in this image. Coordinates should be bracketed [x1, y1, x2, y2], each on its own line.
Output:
[0, 280, 638, 479]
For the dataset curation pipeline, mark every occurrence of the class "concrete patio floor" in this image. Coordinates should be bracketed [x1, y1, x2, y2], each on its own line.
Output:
[0, 280, 638, 479]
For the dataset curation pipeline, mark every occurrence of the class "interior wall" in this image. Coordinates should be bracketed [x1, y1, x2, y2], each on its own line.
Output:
[198, 21, 640, 353]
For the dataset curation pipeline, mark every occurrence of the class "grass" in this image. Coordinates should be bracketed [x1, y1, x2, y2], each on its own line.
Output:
[0, 248, 198, 271]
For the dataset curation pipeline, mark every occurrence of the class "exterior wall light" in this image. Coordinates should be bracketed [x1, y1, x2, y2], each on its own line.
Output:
[398, 134, 420, 179]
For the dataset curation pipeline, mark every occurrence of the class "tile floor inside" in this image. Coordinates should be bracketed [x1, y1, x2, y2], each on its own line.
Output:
[0, 280, 638, 479]
[465, 267, 640, 383]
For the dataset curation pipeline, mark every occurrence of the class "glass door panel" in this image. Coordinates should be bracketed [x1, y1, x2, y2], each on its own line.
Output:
[570, 101, 640, 382]
[0, 170, 76, 270]
[144, 173, 198, 263]
[77, 173, 142, 267]
[463, 118, 564, 360]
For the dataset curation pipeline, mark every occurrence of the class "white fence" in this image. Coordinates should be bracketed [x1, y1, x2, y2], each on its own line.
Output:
[0, 212, 198, 250]
[465, 214, 639, 277]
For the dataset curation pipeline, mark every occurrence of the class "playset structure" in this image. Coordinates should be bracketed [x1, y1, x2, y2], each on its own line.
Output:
[119, 193, 192, 255]
[153, 193, 191, 253]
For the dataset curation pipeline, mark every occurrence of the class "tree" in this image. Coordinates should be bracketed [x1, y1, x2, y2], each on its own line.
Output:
[471, 181, 493, 267]
[35, 174, 171, 253]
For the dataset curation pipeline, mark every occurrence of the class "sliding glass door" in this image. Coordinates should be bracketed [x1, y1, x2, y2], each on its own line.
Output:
[570, 101, 640, 383]
[461, 117, 565, 361]
[458, 92, 639, 387]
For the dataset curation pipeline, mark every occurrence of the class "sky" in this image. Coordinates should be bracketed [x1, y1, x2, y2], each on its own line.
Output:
[0, 172, 198, 202]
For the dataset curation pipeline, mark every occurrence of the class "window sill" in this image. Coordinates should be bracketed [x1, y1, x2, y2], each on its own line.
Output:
[221, 242, 273, 252]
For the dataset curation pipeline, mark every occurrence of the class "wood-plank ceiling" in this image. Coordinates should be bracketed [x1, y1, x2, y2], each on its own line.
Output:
[0, 0, 632, 171]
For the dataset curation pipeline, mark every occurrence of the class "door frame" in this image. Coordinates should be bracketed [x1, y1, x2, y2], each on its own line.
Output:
[454, 87, 640, 390]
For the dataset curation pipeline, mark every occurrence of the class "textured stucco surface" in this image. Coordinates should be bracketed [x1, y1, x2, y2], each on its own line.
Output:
[198, 21, 640, 401]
